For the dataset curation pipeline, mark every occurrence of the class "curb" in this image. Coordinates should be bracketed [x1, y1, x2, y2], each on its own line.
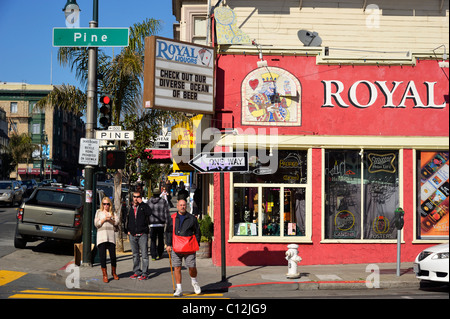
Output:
[52, 259, 422, 294]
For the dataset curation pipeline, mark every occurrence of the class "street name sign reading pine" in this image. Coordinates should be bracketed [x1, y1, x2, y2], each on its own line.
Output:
[95, 130, 134, 141]
[53, 28, 129, 47]
[189, 152, 249, 173]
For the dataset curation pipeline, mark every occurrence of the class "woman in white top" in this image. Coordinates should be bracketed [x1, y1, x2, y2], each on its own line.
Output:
[94, 196, 119, 283]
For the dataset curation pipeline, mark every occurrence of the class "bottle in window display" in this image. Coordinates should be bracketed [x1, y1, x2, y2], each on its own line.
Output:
[421, 203, 449, 232]
[244, 206, 251, 223]
[420, 181, 449, 217]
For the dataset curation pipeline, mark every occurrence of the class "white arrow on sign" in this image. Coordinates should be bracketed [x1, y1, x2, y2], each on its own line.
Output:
[188, 152, 249, 173]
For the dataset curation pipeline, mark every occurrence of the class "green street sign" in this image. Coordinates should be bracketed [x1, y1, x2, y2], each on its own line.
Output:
[53, 28, 129, 47]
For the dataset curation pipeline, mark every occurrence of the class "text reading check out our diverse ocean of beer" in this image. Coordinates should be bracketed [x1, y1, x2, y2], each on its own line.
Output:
[158, 69, 210, 101]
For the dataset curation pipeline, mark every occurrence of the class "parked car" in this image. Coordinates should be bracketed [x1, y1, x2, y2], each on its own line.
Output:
[414, 242, 449, 283]
[0, 180, 24, 206]
[14, 185, 105, 249]
[21, 179, 38, 198]
[96, 181, 114, 200]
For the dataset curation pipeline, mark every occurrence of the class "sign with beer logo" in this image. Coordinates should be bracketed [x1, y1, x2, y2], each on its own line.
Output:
[368, 153, 397, 173]
[143, 36, 215, 114]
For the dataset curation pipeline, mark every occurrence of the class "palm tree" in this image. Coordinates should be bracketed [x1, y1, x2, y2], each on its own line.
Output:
[5, 133, 38, 179]
[36, 84, 86, 114]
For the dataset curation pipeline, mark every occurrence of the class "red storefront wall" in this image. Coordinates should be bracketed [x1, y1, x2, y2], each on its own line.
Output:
[210, 55, 449, 266]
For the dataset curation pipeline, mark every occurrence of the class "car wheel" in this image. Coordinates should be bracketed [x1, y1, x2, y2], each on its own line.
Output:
[14, 228, 27, 249]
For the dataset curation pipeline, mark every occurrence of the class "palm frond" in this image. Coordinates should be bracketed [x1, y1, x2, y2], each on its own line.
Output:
[36, 84, 86, 114]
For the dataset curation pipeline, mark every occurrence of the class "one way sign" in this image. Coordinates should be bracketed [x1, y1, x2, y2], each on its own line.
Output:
[189, 152, 249, 173]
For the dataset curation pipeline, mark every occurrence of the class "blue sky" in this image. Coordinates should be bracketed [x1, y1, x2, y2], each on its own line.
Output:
[0, 0, 176, 87]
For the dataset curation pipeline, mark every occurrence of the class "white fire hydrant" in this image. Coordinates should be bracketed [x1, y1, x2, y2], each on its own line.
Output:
[285, 244, 302, 279]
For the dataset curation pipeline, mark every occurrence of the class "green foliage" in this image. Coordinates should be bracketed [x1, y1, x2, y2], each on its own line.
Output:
[199, 215, 214, 242]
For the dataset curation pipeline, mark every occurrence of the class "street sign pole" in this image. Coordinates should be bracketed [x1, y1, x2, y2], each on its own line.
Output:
[220, 172, 226, 282]
[82, 13, 98, 267]
[188, 152, 249, 283]
[397, 229, 401, 276]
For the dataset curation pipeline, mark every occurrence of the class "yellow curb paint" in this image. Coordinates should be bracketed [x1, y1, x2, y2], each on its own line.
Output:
[0, 270, 27, 286]
[9, 289, 226, 299]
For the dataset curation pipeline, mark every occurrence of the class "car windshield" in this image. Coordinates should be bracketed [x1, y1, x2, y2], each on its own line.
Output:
[0, 182, 12, 189]
[97, 184, 113, 198]
[34, 190, 82, 207]
[22, 180, 34, 187]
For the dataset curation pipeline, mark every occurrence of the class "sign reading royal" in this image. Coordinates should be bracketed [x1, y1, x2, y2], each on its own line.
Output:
[143, 36, 215, 114]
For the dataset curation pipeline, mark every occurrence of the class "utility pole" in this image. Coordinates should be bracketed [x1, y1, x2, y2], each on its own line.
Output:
[81, 0, 98, 267]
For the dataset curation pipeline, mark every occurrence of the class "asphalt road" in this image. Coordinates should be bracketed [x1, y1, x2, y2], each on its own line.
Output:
[0, 205, 448, 301]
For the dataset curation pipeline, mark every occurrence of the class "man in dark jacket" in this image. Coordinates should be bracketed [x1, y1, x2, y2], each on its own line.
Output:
[124, 191, 151, 280]
[177, 183, 189, 201]
[166, 199, 201, 297]
[148, 187, 170, 260]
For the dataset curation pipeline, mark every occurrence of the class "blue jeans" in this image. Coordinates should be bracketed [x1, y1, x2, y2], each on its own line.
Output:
[129, 234, 149, 276]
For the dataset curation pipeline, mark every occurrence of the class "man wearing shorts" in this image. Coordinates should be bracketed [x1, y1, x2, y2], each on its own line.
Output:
[165, 199, 202, 297]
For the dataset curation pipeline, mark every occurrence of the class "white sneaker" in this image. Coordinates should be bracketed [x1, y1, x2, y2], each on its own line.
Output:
[173, 287, 183, 297]
[192, 281, 201, 295]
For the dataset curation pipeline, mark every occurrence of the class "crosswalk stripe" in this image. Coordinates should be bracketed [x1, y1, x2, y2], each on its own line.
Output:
[0, 270, 27, 286]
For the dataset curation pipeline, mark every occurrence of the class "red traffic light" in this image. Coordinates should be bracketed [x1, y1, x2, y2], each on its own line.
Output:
[100, 95, 111, 105]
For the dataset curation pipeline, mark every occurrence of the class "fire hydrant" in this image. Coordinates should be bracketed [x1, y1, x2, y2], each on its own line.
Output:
[285, 244, 302, 279]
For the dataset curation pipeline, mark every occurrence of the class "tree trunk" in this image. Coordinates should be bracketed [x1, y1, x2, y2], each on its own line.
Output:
[114, 169, 124, 252]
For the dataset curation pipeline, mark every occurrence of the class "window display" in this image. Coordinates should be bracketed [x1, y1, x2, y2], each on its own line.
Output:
[325, 150, 361, 239]
[363, 152, 399, 239]
[324, 150, 399, 240]
[233, 186, 305, 238]
[232, 150, 307, 240]
[417, 151, 449, 239]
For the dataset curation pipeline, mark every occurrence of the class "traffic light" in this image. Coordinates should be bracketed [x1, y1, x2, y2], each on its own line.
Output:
[106, 150, 126, 169]
[99, 95, 112, 128]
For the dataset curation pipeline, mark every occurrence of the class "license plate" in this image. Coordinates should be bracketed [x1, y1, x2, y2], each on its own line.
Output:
[42, 225, 54, 232]
[413, 263, 420, 274]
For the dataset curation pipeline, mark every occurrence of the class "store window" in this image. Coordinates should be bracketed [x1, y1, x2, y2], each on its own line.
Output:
[232, 150, 308, 241]
[324, 150, 399, 240]
[416, 151, 449, 240]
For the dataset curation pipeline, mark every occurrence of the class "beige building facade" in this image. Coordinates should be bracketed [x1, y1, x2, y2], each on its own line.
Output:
[173, 0, 449, 63]
[0, 82, 85, 182]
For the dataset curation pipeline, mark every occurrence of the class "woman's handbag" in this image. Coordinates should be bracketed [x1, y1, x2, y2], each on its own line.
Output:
[171, 214, 199, 254]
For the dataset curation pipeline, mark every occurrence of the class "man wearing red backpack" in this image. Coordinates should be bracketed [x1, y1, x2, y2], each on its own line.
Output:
[165, 199, 201, 297]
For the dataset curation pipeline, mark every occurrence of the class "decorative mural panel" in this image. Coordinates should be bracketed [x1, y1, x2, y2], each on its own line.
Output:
[241, 67, 302, 126]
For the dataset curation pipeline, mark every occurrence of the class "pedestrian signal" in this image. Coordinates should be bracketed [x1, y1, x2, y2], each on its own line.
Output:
[106, 150, 126, 169]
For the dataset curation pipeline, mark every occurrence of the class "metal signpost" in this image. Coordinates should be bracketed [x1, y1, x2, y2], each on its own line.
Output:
[55, 0, 129, 267]
[189, 152, 249, 281]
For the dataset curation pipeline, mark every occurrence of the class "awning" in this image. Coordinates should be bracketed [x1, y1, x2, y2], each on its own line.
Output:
[144, 149, 172, 164]
[18, 168, 69, 176]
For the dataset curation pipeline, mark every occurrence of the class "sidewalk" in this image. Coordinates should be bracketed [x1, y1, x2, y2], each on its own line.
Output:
[55, 238, 420, 294]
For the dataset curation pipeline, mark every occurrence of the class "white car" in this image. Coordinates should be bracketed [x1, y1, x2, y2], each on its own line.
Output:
[414, 242, 449, 283]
